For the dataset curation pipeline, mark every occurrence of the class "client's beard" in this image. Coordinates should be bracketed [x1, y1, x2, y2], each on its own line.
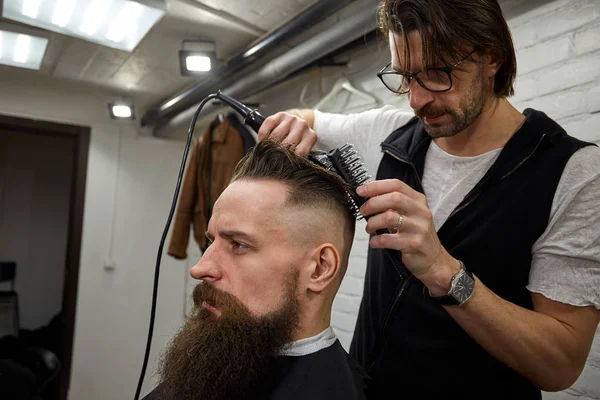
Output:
[157, 276, 300, 400]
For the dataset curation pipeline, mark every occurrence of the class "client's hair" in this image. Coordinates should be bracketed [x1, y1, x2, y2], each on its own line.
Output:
[232, 140, 356, 263]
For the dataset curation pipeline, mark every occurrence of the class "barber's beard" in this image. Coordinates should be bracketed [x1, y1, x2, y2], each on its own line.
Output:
[415, 65, 487, 139]
[157, 276, 300, 400]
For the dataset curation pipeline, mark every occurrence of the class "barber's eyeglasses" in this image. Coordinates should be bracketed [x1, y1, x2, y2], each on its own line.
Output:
[377, 52, 474, 95]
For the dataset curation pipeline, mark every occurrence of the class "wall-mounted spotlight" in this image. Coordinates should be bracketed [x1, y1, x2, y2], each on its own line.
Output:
[109, 102, 135, 120]
[179, 39, 216, 76]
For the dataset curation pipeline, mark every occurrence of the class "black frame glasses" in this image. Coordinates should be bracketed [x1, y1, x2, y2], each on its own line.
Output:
[377, 51, 474, 95]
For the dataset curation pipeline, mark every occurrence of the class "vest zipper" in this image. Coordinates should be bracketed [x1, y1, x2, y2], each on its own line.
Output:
[446, 134, 547, 221]
[368, 275, 413, 374]
[500, 134, 547, 180]
[382, 147, 424, 192]
[381, 276, 412, 332]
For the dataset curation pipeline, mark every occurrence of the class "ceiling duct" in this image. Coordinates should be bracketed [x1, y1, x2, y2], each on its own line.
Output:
[155, 2, 377, 137]
[141, 0, 356, 128]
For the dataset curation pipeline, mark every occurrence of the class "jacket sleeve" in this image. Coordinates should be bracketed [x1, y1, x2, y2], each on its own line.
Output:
[167, 138, 201, 259]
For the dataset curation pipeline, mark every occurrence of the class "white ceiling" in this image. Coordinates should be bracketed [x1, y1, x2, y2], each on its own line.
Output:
[0, 0, 544, 115]
[0, 0, 318, 110]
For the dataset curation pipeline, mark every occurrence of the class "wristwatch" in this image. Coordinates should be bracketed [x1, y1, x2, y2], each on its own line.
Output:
[429, 261, 475, 306]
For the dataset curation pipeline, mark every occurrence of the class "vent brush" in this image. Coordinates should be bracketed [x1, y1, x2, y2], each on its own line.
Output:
[309, 144, 412, 279]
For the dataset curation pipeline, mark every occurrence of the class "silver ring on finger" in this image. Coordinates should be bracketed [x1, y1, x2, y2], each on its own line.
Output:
[388, 213, 403, 234]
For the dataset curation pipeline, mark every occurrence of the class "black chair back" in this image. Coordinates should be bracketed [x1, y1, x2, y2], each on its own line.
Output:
[0, 262, 18, 337]
[0, 262, 16, 291]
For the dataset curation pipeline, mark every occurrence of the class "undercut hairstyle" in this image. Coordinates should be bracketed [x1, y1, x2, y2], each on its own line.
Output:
[379, 0, 517, 97]
[231, 140, 356, 263]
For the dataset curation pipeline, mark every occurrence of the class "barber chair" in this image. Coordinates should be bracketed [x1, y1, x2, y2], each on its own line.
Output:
[0, 261, 61, 400]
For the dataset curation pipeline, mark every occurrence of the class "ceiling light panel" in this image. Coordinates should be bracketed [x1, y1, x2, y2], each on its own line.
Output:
[0, 30, 48, 69]
[2, 0, 165, 52]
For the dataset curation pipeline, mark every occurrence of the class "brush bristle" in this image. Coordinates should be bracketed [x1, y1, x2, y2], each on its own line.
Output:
[334, 144, 371, 187]
[307, 144, 371, 220]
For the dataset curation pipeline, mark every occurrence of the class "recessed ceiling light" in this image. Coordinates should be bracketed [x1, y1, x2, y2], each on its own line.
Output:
[0, 29, 48, 70]
[107, 2, 144, 43]
[22, 0, 42, 19]
[2, 0, 166, 52]
[80, 0, 112, 36]
[52, 0, 76, 28]
[13, 34, 31, 63]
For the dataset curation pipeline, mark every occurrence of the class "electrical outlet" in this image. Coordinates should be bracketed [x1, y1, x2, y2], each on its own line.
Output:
[103, 259, 116, 271]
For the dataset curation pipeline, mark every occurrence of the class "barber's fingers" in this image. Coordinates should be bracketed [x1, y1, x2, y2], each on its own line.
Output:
[268, 117, 294, 143]
[258, 111, 300, 141]
[358, 179, 426, 203]
[293, 129, 317, 157]
[369, 232, 410, 252]
[257, 112, 284, 141]
[359, 191, 420, 219]
[281, 120, 317, 156]
[257, 112, 317, 156]
[365, 210, 412, 235]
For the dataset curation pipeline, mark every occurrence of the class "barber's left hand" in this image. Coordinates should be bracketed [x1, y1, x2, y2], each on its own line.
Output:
[357, 179, 459, 286]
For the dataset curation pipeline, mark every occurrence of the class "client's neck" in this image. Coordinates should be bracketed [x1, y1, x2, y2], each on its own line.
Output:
[290, 305, 331, 342]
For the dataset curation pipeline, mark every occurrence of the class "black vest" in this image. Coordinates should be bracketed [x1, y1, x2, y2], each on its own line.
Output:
[349, 109, 593, 399]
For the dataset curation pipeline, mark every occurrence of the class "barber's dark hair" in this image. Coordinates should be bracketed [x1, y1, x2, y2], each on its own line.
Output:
[379, 0, 516, 97]
[232, 140, 356, 249]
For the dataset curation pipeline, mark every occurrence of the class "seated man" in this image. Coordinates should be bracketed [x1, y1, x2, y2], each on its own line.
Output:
[143, 140, 370, 400]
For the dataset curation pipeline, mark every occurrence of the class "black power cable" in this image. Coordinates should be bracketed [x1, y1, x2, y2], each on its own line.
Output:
[133, 93, 216, 400]
[134, 92, 264, 400]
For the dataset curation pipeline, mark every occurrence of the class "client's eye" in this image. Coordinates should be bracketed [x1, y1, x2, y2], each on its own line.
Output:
[232, 241, 249, 251]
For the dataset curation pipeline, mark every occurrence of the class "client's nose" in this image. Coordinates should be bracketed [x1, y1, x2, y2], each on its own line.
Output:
[190, 244, 222, 283]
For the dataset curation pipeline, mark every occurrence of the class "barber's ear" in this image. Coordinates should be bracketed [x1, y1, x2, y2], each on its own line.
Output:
[484, 48, 504, 78]
[306, 244, 340, 293]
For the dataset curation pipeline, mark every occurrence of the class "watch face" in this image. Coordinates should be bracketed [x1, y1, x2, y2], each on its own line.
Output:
[451, 271, 475, 304]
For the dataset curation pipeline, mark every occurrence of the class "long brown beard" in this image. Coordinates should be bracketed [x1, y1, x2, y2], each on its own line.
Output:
[415, 64, 487, 139]
[157, 277, 300, 400]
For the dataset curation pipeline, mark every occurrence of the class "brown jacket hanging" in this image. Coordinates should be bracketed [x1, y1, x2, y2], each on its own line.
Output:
[168, 118, 245, 259]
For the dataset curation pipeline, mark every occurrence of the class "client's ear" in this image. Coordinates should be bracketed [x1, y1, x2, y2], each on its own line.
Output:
[306, 244, 340, 293]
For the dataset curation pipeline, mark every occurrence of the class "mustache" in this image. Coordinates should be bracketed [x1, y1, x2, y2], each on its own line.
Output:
[192, 282, 247, 316]
[414, 105, 450, 119]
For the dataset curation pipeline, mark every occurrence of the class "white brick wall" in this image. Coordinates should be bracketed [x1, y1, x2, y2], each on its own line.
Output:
[331, 219, 370, 348]
[256, 0, 600, 397]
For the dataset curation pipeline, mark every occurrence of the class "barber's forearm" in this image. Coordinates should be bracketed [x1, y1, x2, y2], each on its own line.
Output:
[286, 108, 315, 129]
[444, 277, 582, 391]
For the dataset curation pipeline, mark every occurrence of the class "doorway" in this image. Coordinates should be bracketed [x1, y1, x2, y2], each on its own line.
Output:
[0, 114, 89, 400]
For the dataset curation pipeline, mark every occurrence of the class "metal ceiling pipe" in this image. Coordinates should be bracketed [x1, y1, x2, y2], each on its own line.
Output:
[141, 0, 355, 127]
[155, 4, 377, 137]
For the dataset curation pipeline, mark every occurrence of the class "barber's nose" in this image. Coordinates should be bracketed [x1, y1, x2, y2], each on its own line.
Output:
[409, 80, 434, 111]
[190, 244, 222, 283]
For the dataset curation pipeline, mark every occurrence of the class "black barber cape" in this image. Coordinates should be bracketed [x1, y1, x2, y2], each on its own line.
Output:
[142, 340, 372, 400]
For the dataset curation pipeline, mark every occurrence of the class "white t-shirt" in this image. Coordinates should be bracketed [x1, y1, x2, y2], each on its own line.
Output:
[314, 106, 600, 310]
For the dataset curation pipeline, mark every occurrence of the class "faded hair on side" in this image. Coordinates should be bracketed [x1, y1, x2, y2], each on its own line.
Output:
[231, 140, 356, 252]
[379, 0, 516, 97]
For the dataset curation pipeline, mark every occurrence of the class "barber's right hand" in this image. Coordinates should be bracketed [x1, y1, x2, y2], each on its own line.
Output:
[257, 111, 317, 157]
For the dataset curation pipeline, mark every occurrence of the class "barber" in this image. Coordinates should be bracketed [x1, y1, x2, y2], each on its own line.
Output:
[257, 0, 600, 398]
